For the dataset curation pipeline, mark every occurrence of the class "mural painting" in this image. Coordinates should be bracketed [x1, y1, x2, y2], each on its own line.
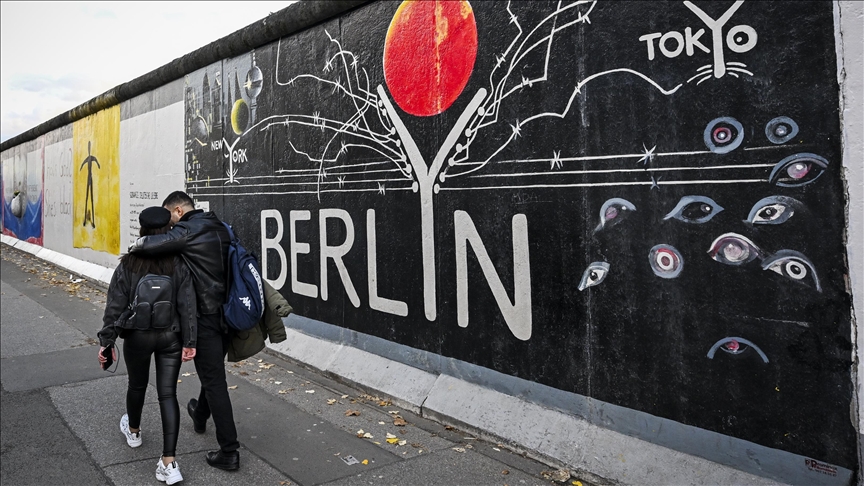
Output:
[183, 0, 854, 474]
[72, 105, 120, 254]
[1, 143, 44, 245]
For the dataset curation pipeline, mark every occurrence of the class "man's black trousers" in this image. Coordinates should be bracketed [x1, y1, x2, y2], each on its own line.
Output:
[192, 312, 239, 453]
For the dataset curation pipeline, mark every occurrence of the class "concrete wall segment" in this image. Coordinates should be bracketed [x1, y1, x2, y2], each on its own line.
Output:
[0, 0, 370, 153]
[835, 1, 864, 481]
[118, 100, 185, 251]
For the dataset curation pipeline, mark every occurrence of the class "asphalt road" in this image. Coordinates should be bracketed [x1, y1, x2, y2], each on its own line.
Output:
[1, 244, 578, 486]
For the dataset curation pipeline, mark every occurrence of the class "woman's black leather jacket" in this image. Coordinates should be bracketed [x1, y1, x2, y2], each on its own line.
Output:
[98, 256, 197, 348]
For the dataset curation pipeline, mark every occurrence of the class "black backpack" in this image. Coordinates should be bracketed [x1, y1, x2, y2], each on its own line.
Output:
[127, 274, 175, 330]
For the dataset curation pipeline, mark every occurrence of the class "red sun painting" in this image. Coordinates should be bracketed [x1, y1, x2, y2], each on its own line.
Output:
[383, 0, 478, 117]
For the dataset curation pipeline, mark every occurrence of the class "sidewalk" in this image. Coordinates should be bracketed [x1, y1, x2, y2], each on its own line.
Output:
[0, 244, 582, 486]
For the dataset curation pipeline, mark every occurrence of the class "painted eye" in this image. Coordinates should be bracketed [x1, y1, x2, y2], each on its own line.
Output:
[664, 195, 724, 224]
[745, 196, 802, 225]
[578, 262, 610, 291]
[594, 198, 636, 233]
[762, 250, 821, 292]
[649, 244, 683, 279]
[707, 337, 769, 363]
[765, 116, 799, 144]
[708, 233, 762, 265]
[704, 117, 744, 154]
[769, 153, 828, 187]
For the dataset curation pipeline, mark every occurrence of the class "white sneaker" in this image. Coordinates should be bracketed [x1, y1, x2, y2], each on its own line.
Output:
[155, 458, 184, 485]
[119, 414, 142, 448]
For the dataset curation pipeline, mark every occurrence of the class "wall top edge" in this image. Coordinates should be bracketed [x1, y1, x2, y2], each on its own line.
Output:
[0, 0, 370, 153]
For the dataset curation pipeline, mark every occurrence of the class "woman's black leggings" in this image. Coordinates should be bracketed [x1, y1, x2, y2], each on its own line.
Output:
[123, 330, 182, 456]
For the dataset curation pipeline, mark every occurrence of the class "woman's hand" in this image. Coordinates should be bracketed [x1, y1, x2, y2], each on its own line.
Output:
[181, 347, 196, 362]
[97, 346, 117, 365]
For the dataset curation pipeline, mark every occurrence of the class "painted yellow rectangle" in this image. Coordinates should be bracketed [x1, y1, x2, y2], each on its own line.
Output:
[73, 105, 120, 255]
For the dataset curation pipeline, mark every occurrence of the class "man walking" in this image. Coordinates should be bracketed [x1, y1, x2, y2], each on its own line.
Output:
[129, 191, 240, 471]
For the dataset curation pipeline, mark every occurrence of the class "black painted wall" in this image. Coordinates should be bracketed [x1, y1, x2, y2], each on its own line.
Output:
[184, 1, 855, 470]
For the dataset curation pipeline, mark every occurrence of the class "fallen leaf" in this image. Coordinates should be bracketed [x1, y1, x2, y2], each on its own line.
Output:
[286, 370, 294, 374]
[502, 470, 510, 475]
[464, 444, 474, 449]
[493, 447, 501, 452]
[341, 395, 349, 399]
[177, 380, 182, 383]
[378, 421, 386, 425]
[573, 481, 583, 486]
[386, 434, 399, 444]
[378, 399, 392, 406]
[327, 399, 337, 405]
[278, 390, 289, 394]
[362, 432, 373, 439]
[540, 470, 571, 483]
[305, 390, 315, 394]
[388, 410, 399, 415]
[181, 372, 192, 377]
[345, 409, 360, 416]
[228, 385, 238, 390]
[452, 447, 466, 453]
[398, 440, 407, 446]
[356, 429, 365, 436]
[258, 359, 263, 363]
[393, 417, 408, 426]
[444, 425, 455, 431]
[275, 381, 282, 385]
[361, 459, 369, 465]
[259, 363, 275, 369]
[279, 481, 292, 485]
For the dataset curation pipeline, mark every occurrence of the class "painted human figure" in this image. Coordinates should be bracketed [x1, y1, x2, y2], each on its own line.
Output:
[80, 141, 100, 228]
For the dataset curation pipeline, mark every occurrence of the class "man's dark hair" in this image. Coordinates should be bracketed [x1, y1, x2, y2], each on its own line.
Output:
[162, 191, 195, 210]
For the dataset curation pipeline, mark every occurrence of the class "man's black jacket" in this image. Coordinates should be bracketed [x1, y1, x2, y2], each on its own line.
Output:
[129, 210, 230, 315]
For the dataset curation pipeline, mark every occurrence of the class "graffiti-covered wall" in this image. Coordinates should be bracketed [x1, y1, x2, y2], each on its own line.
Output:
[1, 139, 44, 245]
[1, 84, 184, 268]
[1, 1, 859, 483]
[183, 0, 856, 476]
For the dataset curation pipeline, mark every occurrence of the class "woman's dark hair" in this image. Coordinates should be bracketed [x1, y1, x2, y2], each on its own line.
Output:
[120, 224, 176, 276]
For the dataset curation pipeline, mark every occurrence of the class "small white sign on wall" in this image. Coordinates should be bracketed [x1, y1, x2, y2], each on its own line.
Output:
[194, 200, 210, 212]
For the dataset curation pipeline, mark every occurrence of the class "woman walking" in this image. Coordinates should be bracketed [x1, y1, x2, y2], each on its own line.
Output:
[98, 206, 197, 484]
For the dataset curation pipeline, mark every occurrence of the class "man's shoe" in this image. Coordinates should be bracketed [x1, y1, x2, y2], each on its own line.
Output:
[205, 450, 240, 471]
[155, 457, 184, 485]
[187, 399, 207, 434]
[119, 414, 142, 448]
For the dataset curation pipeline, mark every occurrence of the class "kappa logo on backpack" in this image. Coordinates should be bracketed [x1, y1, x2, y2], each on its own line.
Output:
[222, 222, 265, 331]
[128, 274, 174, 330]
